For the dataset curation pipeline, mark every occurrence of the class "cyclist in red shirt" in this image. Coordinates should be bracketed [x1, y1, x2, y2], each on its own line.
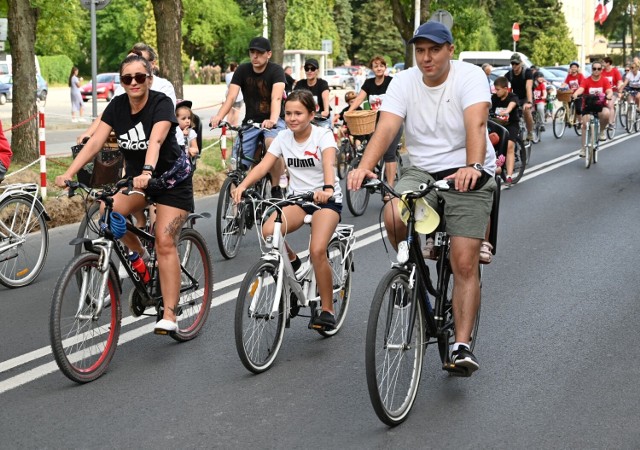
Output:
[572, 61, 613, 156]
[602, 56, 623, 129]
[0, 121, 12, 182]
[562, 61, 585, 92]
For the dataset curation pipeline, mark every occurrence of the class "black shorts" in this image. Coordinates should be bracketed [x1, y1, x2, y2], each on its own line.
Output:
[148, 175, 194, 212]
[505, 124, 521, 143]
[300, 200, 342, 218]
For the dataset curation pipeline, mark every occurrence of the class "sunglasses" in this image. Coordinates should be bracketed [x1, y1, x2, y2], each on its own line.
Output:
[591, 67, 602, 71]
[121, 73, 150, 85]
[304, 66, 317, 72]
[510, 62, 520, 66]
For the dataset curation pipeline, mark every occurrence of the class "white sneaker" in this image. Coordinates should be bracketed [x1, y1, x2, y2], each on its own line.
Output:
[579, 147, 586, 158]
[599, 130, 606, 141]
[118, 262, 129, 280]
[154, 319, 178, 334]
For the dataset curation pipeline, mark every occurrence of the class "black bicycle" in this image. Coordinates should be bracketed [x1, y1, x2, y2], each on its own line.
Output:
[488, 115, 527, 185]
[365, 176, 499, 426]
[49, 178, 213, 383]
[345, 140, 403, 216]
[215, 121, 273, 259]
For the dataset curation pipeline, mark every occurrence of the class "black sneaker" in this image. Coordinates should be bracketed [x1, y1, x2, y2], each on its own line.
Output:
[271, 186, 283, 199]
[309, 310, 336, 330]
[451, 346, 479, 373]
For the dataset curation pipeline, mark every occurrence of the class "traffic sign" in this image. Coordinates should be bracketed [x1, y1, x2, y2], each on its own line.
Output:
[512, 23, 520, 42]
[0, 18, 7, 42]
[80, 0, 111, 11]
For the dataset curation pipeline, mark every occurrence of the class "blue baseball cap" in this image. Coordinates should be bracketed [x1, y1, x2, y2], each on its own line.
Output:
[408, 21, 454, 45]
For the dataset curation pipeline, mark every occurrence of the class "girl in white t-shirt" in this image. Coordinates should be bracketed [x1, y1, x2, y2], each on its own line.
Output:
[232, 90, 342, 330]
[175, 100, 199, 159]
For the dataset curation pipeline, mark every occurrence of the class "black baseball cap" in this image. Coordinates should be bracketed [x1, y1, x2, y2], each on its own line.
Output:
[305, 58, 319, 69]
[248, 37, 271, 52]
[175, 99, 192, 110]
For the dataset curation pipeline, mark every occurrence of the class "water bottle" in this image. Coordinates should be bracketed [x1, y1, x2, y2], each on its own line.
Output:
[128, 252, 150, 284]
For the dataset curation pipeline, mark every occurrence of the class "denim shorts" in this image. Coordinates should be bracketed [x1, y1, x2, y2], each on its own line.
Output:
[233, 118, 286, 167]
[394, 166, 495, 240]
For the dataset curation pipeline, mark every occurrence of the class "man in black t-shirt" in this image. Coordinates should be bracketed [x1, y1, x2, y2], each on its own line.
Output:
[490, 76, 520, 183]
[210, 36, 286, 196]
[505, 53, 534, 141]
[294, 58, 331, 128]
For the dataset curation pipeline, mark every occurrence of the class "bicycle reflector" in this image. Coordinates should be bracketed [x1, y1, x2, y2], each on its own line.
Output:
[397, 195, 440, 235]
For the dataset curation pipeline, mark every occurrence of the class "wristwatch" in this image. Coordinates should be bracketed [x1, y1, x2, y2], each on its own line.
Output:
[468, 163, 484, 172]
[142, 164, 154, 172]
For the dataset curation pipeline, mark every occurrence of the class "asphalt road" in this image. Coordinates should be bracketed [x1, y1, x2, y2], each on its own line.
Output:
[1, 120, 640, 447]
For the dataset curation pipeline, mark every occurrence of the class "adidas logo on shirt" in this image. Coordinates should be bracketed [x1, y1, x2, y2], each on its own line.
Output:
[118, 123, 148, 150]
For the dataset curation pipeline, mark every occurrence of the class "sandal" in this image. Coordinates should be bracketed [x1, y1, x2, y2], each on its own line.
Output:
[480, 241, 493, 264]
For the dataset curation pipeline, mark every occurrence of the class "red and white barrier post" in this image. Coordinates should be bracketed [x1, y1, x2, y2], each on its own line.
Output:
[38, 111, 47, 199]
[220, 125, 227, 168]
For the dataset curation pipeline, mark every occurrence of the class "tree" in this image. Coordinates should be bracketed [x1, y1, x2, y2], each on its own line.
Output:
[352, 0, 404, 65]
[266, 0, 287, 64]
[333, 0, 353, 64]
[8, 0, 38, 163]
[388, 0, 430, 66]
[151, 0, 184, 99]
[34, 1, 88, 65]
[530, 31, 577, 65]
[285, 0, 340, 59]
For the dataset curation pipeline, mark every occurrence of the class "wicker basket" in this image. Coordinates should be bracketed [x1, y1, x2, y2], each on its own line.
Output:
[343, 110, 377, 135]
[557, 91, 573, 103]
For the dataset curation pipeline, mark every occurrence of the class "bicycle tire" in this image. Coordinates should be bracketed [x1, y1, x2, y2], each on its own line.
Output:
[49, 252, 121, 383]
[216, 177, 244, 259]
[336, 139, 350, 180]
[606, 121, 616, 140]
[573, 108, 582, 136]
[585, 122, 593, 169]
[552, 107, 566, 139]
[74, 202, 102, 258]
[345, 157, 370, 216]
[365, 267, 425, 427]
[626, 106, 635, 133]
[532, 114, 541, 144]
[170, 228, 213, 342]
[437, 262, 481, 363]
[316, 238, 353, 337]
[234, 259, 286, 373]
[509, 137, 527, 185]
[0, 195, 49, 288]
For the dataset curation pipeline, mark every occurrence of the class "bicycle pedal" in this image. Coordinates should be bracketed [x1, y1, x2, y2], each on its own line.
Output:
[153, 329, 171, 336]
[442, 362, 472, 377]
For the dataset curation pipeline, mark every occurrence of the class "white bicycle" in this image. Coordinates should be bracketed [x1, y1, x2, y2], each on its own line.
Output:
[0, 182, 49, 288]
[234, 190, 356, 373]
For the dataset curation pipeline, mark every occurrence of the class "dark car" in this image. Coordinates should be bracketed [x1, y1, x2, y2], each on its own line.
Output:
[80, 72, 120, 102]
[0, 74, 48, 105]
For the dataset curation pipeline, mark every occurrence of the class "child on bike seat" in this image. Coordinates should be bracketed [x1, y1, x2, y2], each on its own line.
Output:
[0, 121, 12, 182]
[333, 90, 364, 146]
[232, 90, 342, 331]
[175, 99, 199, 160]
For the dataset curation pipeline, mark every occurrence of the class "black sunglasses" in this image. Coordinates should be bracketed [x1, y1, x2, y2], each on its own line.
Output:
[591, 67, 602, 71]
[304, 66, 317, 71]
[121, 73, 150, 85]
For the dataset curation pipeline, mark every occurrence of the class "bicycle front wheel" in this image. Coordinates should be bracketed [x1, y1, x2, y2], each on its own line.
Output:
[585, 122, 594, 169]
[235, 259, 286, 373]
[619, 101, 628, 128]
[345, 158, 370, 216]
[171, 228, 213, 342]
[316, 238, 353, 337]
[216, 177, 244, 259]
[0, 195, 49, 288]
[49, 253, 121, 383]
[74, 202, 101, 258]
[365, 268, 425, 427]
[552, 107, 566, 139]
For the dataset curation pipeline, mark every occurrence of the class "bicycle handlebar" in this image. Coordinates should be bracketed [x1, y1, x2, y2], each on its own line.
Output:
[212, 120, 267, 133]
[363, 178, 452, 201]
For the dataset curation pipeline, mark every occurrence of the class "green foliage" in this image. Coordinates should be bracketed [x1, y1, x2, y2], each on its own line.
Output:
[351, 0, 404, 65]
[431, 0, 497, 55]
[140, 1, 158, 54]
[286, 0, 341, 59]
[530, 31, 577, 66]
[39, 54, 74, 84]
[33, 0, 89, 65]
[332, 0, 353, 64]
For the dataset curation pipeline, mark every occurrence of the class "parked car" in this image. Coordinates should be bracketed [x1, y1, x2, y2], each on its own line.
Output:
[325, 67, 356, 90]
[491, 66, 565, 88]
[80, 72, 120, 102]
[390, 62, 405, 75]
[0, 74, 48, 105]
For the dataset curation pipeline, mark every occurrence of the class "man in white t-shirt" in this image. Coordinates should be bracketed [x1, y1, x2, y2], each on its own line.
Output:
[347, 21, 496, 374]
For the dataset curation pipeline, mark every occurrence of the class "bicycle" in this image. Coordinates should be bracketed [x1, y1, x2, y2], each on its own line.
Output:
[0, 182, 50, 288]
[580, 94, 606, 169]
[214, 121, 273, 259]
[488, 114, 527, 185]
[234, 190, 356, 373]
[517, 109, 533, 164]
[618, 90, 629, 129]
[345, 140, 404, 216]
[364, 176, 498, 426]
[553, 92, 583, 139]
[606, 96, 618, 140]
[49, 178, 213, 383]
[624, 90, 639, 134]
[531, 108, 543, 144]
[335, 124, 357, 180]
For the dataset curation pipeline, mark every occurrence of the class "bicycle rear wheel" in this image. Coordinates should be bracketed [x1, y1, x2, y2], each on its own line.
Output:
[0, 195, 49, 288]
[316, 238, 353, 337]
[531, 114, 541, 144]
[365, 268, 425, 427]
[49, 253, 121, 383]
[171, 228, 213, 342]
[606, 121, 616, 140]
[345, 158, 370, 216]
[235, 259, 286, 373]
[552, 107, 566, 139]
[336, 139, 350, 180]
[619, 101, 628, 128]
[509, 137, 527, 185]
[216, 177, 245, 259]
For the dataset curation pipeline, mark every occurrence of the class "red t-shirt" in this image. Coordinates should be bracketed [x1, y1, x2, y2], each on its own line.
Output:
[533, 83, 546, 104]
[564, 73, 584, 92]
[0, 121, 12, 171]
[580, 76, 612, 95]
[602, 67, 622, 88]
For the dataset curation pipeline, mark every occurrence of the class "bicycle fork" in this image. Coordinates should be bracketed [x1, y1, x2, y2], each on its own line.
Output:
[76, 240, 112, 321]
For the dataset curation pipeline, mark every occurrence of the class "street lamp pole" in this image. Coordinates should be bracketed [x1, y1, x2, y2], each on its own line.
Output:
[90, 0, 98, 119]
[413, 0, 420, 66]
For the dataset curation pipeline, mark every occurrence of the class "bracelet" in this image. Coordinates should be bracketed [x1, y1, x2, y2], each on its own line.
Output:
[323, 184, 335, 191]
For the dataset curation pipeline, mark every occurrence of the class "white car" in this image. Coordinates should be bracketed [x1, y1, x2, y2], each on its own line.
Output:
[325, 68, 356, 90]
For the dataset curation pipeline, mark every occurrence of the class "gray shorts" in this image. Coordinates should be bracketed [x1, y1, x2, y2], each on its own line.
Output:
[395, 166, 496, 239]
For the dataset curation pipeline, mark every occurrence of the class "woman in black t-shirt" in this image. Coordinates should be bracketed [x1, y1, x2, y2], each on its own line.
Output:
[56, 54, 193, 335]
[294, 58, 331, 128]
[348, 56, 402, 196]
